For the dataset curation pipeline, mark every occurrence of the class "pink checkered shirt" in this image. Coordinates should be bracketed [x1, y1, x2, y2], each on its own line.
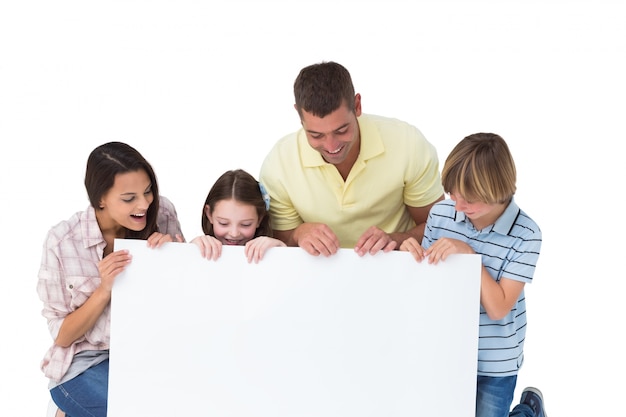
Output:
[37, 196, 183, 382]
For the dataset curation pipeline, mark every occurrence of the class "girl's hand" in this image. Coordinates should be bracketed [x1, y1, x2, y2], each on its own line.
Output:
[191, 235, 222, 261]
[424, 237, 474, 264]
[399, 237, 426, 262]
[245, 236, 286, 264]
[98, 249, 132, 292]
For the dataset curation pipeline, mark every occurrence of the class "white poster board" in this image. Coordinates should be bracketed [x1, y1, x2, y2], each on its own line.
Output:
[109, 239, 481, 417]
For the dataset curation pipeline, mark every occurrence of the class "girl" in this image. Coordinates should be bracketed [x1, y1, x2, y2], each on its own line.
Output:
[37, 142, 184, 417]
[192, 169, 285, 263]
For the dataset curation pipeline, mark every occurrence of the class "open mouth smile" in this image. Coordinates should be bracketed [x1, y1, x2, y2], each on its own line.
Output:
[326, 145, 344, 155]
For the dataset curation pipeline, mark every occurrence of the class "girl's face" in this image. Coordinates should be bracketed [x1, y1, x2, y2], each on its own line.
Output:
[449, 191, 505, 231]
[206, 199, 261, 246]
[98, 170, 154, 232]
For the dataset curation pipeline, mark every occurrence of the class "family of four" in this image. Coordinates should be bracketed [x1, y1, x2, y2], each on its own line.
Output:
[38, 61, 545, 417]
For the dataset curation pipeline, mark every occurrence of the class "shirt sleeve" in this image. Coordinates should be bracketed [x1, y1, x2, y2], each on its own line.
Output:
[259, 141, 304, 232]
[37, 235, 70, 340]
[403, 127, 444, 208]
[158, 195, 185, 241]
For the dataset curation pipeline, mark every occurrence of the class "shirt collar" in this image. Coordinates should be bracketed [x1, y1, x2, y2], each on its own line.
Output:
[81, 205, 106, 248]
[454, 198, 520, 235]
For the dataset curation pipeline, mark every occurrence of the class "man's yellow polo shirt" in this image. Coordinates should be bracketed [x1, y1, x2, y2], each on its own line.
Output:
[259, 114, 443, 248]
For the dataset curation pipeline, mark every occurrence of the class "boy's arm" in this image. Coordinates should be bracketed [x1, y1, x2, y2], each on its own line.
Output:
[479, 273, 525, 321]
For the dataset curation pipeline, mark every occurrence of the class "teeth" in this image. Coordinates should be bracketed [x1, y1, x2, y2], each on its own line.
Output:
[328, 146, 343, 154]
[133, 213, 146, 217]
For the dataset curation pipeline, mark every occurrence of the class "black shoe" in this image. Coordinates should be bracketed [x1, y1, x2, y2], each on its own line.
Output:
[520, 386, 547, 417]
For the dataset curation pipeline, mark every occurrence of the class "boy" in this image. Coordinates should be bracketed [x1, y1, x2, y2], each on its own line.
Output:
[400, 133, 546, 417]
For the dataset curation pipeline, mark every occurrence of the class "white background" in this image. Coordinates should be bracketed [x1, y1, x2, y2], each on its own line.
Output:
[1, 0, 624, 415]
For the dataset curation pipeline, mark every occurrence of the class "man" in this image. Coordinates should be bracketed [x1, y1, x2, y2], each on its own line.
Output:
[259, 61, 444, 256]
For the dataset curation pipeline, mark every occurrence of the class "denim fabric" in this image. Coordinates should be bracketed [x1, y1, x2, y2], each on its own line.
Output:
[50, 359, 108, 417]
[476, 375, 517, 417]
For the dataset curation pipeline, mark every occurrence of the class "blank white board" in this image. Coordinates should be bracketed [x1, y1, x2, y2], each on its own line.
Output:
[109, 239, 481, 417]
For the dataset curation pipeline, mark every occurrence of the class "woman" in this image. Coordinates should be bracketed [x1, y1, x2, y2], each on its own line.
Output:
[37, 142, 184, 417]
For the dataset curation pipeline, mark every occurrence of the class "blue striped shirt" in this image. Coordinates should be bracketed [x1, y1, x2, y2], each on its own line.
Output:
[423, 198, 542, 377]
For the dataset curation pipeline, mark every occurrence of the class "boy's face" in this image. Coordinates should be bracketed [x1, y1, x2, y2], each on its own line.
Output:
[450, 192, 506, 230]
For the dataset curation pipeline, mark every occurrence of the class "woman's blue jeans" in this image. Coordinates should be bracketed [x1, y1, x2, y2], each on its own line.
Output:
[50, 359, 108, 417]
[476, 375, 535, 417]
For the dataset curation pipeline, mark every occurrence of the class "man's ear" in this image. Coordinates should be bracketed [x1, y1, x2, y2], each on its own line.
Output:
[354, 93, 362, 117]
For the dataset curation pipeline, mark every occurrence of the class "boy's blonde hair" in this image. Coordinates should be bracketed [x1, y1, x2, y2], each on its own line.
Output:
[441, 133, 516, 204]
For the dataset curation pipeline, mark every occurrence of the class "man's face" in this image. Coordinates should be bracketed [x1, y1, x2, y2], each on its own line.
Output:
[300, 96, 362, 167]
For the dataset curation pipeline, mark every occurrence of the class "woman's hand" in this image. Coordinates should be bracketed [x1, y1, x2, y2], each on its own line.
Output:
[98, 249, 132, 293]
[147, 231, 182, 248]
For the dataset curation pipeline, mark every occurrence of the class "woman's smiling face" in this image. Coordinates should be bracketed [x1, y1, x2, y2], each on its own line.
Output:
[98, 169, 154, 232]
